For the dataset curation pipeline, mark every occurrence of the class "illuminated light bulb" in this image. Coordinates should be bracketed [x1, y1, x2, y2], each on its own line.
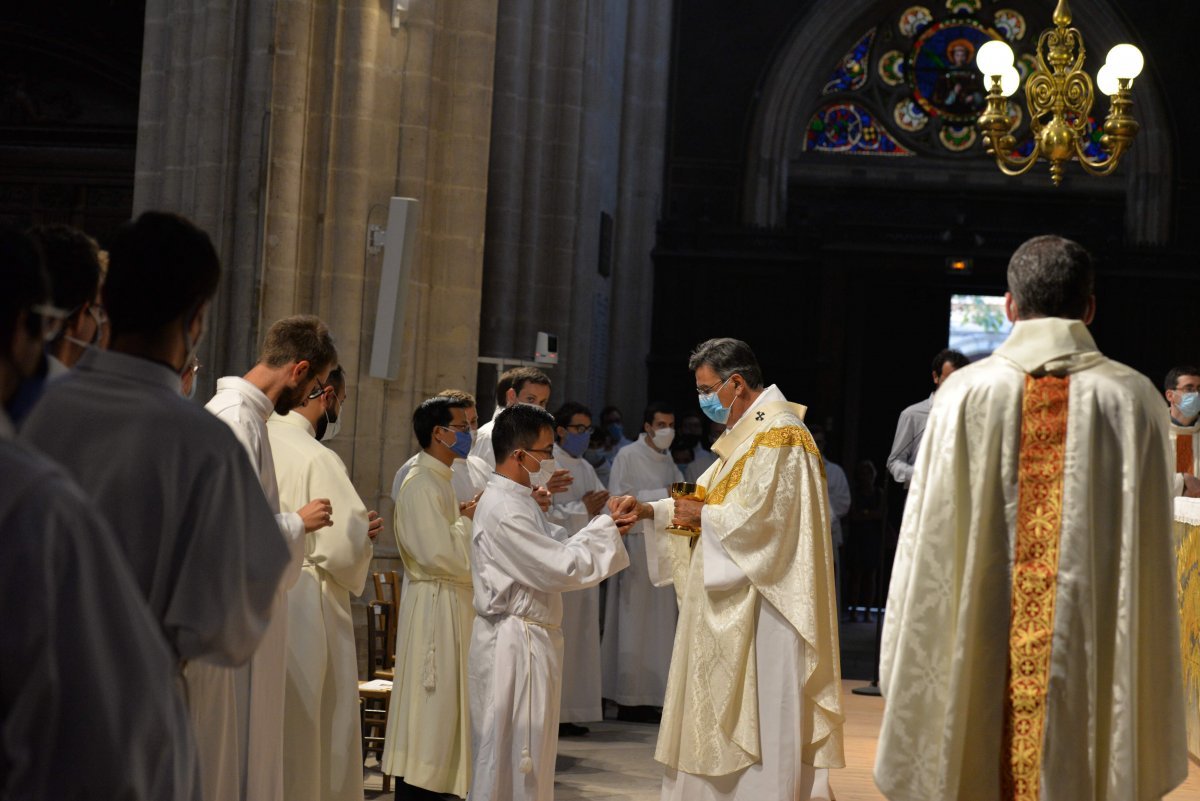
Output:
[1000, 66, 1021, 97]
[976, 39, 1016, 76]
[1105, 44, 1144, 81]
[1096, 63, 1119, 96]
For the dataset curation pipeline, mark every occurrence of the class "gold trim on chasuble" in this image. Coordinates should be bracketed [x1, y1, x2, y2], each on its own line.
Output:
[1002, 374, 1070, 801]
[704, 425, 822, 506]
[1178, 435, 1195, 476]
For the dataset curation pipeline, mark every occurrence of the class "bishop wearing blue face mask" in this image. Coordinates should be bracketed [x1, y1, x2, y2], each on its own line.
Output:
[611, 337, 845, 799]
[1165, 364, 1200, 498]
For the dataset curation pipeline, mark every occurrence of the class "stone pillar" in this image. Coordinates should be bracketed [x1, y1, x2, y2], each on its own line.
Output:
[479, 0, 671, 419]
[134, 0, 501, 556]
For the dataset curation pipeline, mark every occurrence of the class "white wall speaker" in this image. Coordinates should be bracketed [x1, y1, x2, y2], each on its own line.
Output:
[369, 197, 421, 380]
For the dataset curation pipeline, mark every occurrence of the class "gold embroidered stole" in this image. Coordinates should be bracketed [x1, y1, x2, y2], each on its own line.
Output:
[1002, 374, 1070, 801]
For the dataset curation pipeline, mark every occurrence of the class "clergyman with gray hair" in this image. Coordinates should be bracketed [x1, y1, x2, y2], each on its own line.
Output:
[875, 234, 1187, 800]
[617, 336, 846, 799]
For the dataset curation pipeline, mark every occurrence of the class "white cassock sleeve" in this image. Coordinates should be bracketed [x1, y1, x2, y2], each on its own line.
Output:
[485, 502, 629, 593]
[301, 449, 373, 595]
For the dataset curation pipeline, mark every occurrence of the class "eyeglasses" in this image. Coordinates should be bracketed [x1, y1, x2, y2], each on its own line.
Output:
[695, 376, 731, 396]
[563, 424, 594, 434]
[441, 423, 472, 432]
[1175, 385, 1200, 394]
[188, 357, 201, 377]
[307, 375, 327, 400]
[30, 303, 70, 342]
[524, 447, 554, 457]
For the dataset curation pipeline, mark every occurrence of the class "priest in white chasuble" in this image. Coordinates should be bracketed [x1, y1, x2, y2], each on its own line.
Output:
[206, 315, 338, 801]
[623, 337, 844, 801]
[383, 394, 480, 798]
[546, 401, 611, 732]
[1163, 365, 1200, 497]
[602, 401, 684, 713]
[468, 404, 633, 801]
[876, 235, 1187, 801]
[268, 366, 377, 801]
[18, 213, 288, 801]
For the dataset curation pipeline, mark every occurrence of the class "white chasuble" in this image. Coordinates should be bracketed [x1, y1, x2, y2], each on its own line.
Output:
[468, 474, 629, 801]
[1169, 415, 1200, 497]
[19, 349, 287, 801]
[876, 318, 1187, 801]
[643, 384, 844, 801]
[206, 377, 306, 801]
[383, 451, 477, 796]
[547, 444, 609, 722]
[602, 437, 683, 707]
[268, 412, 373, 801]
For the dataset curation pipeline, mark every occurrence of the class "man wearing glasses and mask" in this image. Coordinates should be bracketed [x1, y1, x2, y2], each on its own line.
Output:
[206, 314, 339, 801]
[1164, 365, 1200, 497]
[268, 366, 382, 801]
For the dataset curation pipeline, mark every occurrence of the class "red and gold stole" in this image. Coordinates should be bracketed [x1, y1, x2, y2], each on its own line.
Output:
[1177, 435, 1195, 476]
[1002, 374, 1070, 801]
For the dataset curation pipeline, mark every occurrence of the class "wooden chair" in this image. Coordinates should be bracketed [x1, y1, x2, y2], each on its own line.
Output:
[371, 571, 402, 680]
[360, 599, 393, 793]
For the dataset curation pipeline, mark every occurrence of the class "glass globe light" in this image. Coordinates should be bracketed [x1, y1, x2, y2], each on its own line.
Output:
[1096, 63, 1120, 96]
[999, 66, 1021, 97]
[1105, 44, 1144, 81]
[976, 40, 1016, 76]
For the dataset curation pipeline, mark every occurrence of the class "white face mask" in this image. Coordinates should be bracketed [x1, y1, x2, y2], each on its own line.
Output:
[651, 427, 675, 451]
[522, 453, 557, 488]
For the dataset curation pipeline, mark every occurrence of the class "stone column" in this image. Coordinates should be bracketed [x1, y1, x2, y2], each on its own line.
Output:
[134, 0, 501, 552]
[478, 0, 671, 421]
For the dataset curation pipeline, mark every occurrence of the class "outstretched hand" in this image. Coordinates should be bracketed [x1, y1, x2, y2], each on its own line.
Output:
[366, 510, 383, 540]
[532, 486, 552, 512]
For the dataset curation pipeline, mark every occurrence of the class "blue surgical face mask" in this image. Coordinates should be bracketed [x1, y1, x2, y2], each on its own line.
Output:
[439, 427, 472, 459]
[1180, 392, 1200, 419]
[698, 377, 732, 424]
[607, 422, 624, 443]
[562, 430, 591, 458]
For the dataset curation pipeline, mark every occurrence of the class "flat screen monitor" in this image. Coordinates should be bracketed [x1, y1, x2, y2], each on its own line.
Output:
[948, 294, 1013, 360]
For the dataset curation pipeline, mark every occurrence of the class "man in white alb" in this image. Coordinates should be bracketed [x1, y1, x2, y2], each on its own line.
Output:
[1163, 364, 1200, 497]
[468, 403, 633, 801]
[602, 401, 682, 718]
[470, 366, 552, 469]
[20, 212, 290, 801]
[392, 388, 491, 505]
[547, 401, 611, 735]
[206, 315, 338, 801]
[269, 366, 379, 801]
[384, 394, 480, 799]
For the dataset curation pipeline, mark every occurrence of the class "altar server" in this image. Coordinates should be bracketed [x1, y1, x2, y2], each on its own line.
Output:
[392, 389, 491, 504]
[468, 404, 632, 801]
[470, 366, 552, 468]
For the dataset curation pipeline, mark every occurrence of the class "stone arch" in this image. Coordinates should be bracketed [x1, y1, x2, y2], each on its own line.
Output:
[742, 0, 1173, 245]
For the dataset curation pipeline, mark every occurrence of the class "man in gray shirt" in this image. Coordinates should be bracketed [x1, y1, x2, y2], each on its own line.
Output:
[886, 349, 969, 489]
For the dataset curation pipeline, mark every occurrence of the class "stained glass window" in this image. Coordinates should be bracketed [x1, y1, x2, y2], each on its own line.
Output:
[801, 0, 1054, 160]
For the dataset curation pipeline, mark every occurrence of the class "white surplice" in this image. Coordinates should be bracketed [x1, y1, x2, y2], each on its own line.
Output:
[546, 444, 609, 722]
[602, 435, 682, 707]
[206, 377, 307, 801]
[877, 318, 1187, 801]
[2, 409, 199, 801]
[470, 415, 499, 468]
[392, 450, 491, 504]
[684, 444, 718, 484]
[383, 451, 477, 796]
[267, 412, 373, 801]
[642, 385, 843, 801]
[19, 349, 287, 801]
[468, 473, 629, 801]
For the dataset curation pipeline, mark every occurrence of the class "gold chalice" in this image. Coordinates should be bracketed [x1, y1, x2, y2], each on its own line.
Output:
[666, 482, 705, 538]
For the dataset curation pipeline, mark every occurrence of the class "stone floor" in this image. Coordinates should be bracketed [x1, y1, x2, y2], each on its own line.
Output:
[363, 680, 1200, 800]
